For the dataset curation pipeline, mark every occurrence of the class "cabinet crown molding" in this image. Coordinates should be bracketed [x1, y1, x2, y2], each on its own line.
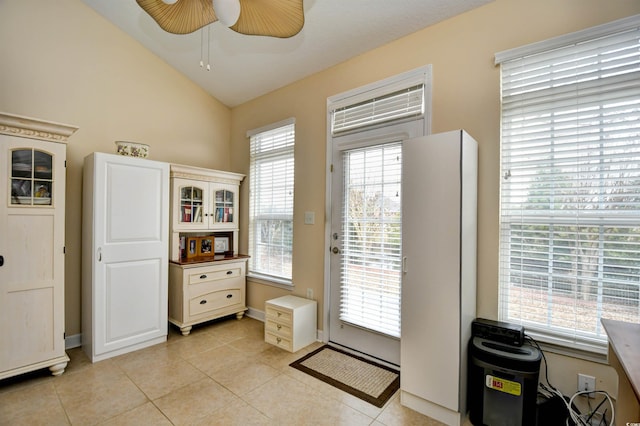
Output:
[170, 163, 245, 184]
[0, 112, 78, 143]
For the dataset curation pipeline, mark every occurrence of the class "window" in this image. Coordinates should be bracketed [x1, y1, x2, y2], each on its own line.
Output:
[247, 119, 295, 284]
[496, 15, 640, 352]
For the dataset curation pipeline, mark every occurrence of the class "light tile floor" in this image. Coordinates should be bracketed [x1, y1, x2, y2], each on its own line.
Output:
[0, 317, 448, 425]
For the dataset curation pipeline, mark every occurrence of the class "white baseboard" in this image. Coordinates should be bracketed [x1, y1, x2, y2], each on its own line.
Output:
[64, 311, 323, 352]
[65, 334, 82, 349]
[246, 306, 265, 322]
[400, 390, 465, 426]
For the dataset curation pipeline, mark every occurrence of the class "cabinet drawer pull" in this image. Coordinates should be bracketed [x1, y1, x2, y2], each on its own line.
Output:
[200, 274, 207, 279]
[226, 294, 233, 299]
[276, 337, 282, 343]
[199, 300, 207, 305]
[226, 270, 232, 275]
[276, 324, 282, 330]
[277, 312, 282, 317]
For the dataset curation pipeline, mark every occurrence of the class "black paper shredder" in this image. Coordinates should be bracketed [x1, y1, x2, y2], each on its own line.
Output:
[468, 336, 541, 426]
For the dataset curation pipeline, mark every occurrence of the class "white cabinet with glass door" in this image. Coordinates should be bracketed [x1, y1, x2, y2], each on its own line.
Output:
[0, 112, 78, 379]
[168, 164, 247, 334]
[171, 166, 241, 231]
[169, 164, 243, 261]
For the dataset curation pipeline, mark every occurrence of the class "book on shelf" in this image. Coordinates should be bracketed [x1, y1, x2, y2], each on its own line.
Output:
[183, 207, 191, 222]
[194, 206, 202, 222]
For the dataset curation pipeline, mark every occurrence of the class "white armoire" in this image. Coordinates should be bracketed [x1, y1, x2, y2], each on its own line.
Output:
[0, 112, 78, 379]
[400, 130, 477, 426]
[82, 152, 169, 362]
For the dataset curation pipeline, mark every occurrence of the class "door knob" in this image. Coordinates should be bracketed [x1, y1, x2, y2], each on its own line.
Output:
[332, 246, 340, 254]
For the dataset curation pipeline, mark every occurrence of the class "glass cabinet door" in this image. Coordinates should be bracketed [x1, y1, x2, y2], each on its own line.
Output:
[179, 185, 204, 225]
[213, 188, 235, 224]
[10, 149, 53, 206]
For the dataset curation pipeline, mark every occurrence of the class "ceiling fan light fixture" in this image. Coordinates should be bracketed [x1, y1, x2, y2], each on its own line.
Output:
[212, 0, 241, 27]
[161, 0, 179, 4]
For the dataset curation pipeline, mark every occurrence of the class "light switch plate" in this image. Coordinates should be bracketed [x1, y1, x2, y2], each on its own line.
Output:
[304, 211, 315, 225]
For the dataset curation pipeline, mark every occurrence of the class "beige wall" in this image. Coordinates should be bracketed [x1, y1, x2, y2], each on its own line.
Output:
[0, 0, 232, 337]
[2, 0, 639, 406]
[230, 0, 640, 400]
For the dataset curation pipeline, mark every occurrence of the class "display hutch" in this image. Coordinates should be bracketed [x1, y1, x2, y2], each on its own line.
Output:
[0, 112, 78, 379]
[168, 163, 247, 335]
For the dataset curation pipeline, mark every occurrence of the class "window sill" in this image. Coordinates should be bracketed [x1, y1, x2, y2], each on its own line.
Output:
[247, 273, 294, 291]
[525, 331, 608, 365]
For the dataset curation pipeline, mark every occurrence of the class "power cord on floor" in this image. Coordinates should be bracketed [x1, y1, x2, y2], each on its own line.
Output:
[525, 334, 615, 426]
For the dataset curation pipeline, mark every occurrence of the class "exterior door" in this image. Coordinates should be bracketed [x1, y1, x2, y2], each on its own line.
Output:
[0, 136, 67, 372]
[86, 153, 169, 359]
[328, 121, 422, 365]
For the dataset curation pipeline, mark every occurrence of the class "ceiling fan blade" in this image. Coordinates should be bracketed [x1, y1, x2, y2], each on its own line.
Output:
[136, 0, 217, 34]
[231, 0, 304, 38]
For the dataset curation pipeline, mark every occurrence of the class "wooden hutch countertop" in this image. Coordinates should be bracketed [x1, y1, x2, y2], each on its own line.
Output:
[601, 319, 640, 401]
[170, 254, 250, 266]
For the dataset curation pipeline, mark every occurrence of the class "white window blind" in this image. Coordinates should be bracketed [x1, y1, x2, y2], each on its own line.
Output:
[497, 15, 640, 352]
[331, 84, 425, 135]
[340, 143, 403, 337]
[248, 120, 295, 283]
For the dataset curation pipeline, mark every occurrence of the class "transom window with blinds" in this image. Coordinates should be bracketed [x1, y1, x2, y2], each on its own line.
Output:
[496, 15, 640, 353]
[247, 119, 295, 284]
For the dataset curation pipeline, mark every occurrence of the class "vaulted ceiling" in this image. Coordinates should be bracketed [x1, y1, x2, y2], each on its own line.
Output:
[82, 0, 493, 107]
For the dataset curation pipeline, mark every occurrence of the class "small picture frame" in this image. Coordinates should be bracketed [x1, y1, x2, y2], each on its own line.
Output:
[186, 237, 198, 258]
[214, 236, 229, 254]
[198, 236, 213, 256]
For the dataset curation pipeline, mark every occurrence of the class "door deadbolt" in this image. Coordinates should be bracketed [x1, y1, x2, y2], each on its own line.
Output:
[332, 246, 340, 254]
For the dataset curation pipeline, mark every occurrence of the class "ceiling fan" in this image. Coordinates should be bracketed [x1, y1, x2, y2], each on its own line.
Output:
[136, 0, 305, 38]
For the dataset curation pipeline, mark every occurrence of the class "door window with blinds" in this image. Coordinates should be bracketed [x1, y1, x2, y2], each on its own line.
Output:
[496, 15, 640, 352]
[340, 143, 403, 337]
[247, 119, 295, 284]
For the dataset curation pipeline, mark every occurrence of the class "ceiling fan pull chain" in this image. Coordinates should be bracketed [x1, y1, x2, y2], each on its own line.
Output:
[199, 28, 204, 68]
[207, 25, 211, 71]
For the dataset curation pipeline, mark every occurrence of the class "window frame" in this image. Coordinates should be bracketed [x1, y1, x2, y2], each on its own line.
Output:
[496, 14, 640, 354]
[247, 118, 296, 286]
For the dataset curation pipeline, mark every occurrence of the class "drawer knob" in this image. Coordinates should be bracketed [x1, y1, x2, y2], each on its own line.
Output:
[277, 324, 282, 330]
[199, 300, 207, 305]
[226, 270, 232, 275]
[226, 294, 233, 299]
[200, 274, 207, 279]
[276, 337, 281, 343]
[277, 312, 282, 317]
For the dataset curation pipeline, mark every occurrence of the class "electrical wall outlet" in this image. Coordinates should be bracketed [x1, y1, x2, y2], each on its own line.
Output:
[578, 373, 596, 397]
[306, 288, 313, 299]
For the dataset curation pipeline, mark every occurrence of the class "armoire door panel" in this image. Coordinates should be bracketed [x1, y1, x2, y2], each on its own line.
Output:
[3, 286, 56, 369]
[101, 259, 164, 348]
[105, 164, 165, 243]
[7, 214, 55, 283]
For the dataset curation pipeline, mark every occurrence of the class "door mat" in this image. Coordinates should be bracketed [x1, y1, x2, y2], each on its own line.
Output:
[289, 345, 399, 408]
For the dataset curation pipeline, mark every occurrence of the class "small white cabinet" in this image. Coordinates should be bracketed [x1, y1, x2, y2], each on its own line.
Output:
[168, 258, 248, 335]
[265, 295, 317, 352]
[0, 112, 78, 379]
